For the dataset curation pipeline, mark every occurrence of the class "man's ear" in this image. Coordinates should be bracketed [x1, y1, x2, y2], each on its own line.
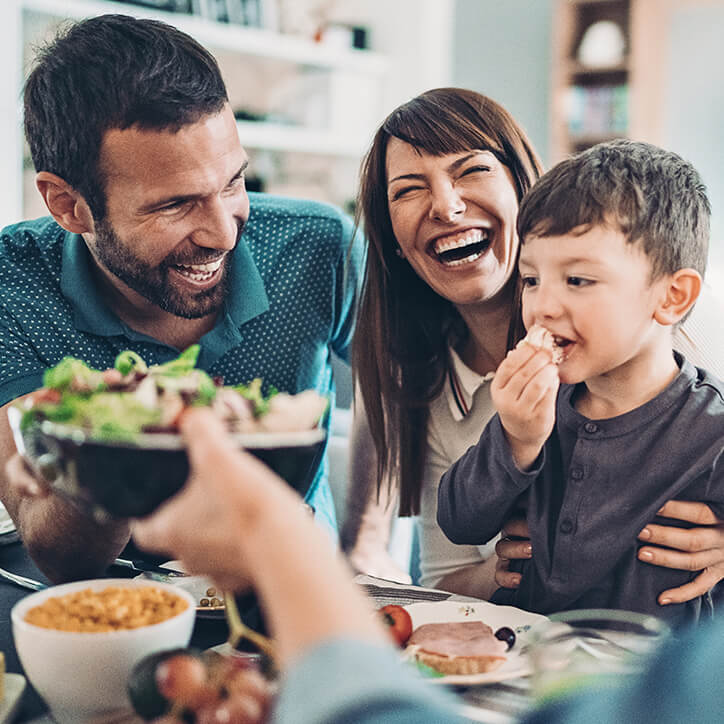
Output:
[654, 268, 702, 326]
[35, 172, 95, 234]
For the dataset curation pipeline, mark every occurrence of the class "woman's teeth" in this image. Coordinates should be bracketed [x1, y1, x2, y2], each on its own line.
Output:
[174, 258, 223, 282]
[434, 230, 491, 267]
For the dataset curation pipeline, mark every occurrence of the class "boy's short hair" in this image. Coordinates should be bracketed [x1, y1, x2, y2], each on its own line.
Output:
[517, 139, 710, 278]
[24, 14, 228, 220]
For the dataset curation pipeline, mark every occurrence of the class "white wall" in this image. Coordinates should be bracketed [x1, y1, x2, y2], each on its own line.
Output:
[664, 3, 724, 296]
[452, 0, 554, 165]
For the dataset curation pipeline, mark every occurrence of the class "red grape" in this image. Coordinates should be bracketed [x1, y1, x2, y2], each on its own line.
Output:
[155, 654, 216, 709]
[195, 696, 265, 724]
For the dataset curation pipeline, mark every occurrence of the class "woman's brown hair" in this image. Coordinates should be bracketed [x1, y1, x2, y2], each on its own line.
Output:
[352, 88, 542, 515]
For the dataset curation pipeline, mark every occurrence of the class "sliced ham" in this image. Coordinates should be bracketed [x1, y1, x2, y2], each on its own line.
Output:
[406, 621, 508, 675]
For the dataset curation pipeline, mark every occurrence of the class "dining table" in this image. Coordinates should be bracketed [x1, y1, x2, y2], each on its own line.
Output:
[0, 543, 537, 724]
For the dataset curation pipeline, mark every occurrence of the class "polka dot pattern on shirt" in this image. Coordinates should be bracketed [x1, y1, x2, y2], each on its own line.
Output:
[0, 193, 363, 533]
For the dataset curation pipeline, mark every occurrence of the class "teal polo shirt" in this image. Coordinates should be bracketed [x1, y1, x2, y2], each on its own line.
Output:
[0, 192, 362, 536]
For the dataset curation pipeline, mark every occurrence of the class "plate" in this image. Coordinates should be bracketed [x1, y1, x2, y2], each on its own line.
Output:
[0, 673, 26, 723]
[403, 600, 547, 686]
[135, 562, 225, 618]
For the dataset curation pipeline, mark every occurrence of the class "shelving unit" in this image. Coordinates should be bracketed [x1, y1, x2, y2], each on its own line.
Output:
[550, 0, 632, 161]
[0, 0, 390, 224]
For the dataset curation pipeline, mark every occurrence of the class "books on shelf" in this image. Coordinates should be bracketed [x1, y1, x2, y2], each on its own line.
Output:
[565, 84, 628, 139]
[190, 0, 275, 28]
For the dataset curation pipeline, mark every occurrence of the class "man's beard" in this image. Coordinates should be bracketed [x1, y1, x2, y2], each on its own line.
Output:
[93, 219, 241, 319]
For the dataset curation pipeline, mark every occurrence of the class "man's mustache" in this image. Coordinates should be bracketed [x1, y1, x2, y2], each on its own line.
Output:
[164, 219, 246, 266]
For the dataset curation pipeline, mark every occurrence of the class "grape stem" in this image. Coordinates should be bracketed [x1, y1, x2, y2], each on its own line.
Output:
[224, 591, 276, 662]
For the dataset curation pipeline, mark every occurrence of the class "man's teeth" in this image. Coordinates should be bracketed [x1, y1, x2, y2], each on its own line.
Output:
[434, 230, 490, 266]
[174, 258, 223, 281]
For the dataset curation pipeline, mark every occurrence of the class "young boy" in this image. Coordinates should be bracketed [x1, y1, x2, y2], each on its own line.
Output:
[437, 140, 724, 627]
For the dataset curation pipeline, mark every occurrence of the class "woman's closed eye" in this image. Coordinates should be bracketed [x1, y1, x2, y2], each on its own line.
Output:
[389, 185, 424, 201]
[460, 165, 491, 177]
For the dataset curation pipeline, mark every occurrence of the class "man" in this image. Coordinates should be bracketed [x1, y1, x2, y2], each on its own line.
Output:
[0, 14, 360, 582]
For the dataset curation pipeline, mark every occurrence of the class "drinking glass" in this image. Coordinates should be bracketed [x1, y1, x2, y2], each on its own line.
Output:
[528, 608, 670, 704]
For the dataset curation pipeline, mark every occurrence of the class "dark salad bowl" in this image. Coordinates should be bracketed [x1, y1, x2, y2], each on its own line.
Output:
[8, 406, 327, 521]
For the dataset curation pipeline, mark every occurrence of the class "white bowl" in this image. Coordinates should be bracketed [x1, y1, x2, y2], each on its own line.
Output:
[12, 578, 196, 722]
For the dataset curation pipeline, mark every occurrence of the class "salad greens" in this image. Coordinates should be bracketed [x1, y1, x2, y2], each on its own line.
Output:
[22, 345, 282, 440]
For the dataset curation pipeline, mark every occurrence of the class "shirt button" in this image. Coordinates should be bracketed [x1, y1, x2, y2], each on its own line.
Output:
[584, 422, 598, 434]
[559, 519, 574, 534]
[571, 468, 584, 481]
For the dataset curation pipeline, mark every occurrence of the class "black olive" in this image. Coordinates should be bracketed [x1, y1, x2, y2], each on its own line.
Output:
[127, 647, 202, 721]
[494, 626, 516, 650]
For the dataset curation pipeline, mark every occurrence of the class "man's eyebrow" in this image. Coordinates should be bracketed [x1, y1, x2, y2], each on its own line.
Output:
[387, 151, 491, 185]
[141, 160, 249, 212]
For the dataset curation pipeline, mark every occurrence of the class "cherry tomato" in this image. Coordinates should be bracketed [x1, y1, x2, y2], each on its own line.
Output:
[378, 604, 413, 647]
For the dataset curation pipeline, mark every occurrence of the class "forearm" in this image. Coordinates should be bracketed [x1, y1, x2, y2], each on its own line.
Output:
[14, 493, 130, 582]
[340, 401, 411, 582]
[1, 402, 130, 581]
[238, 469, 386, 667]
[340, 398, 390, 552]
[438, 417, 536, 545]
[434, 555, 499, 600]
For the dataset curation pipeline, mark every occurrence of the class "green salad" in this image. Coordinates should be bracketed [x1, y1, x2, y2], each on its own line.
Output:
[20, 345, 327, 441]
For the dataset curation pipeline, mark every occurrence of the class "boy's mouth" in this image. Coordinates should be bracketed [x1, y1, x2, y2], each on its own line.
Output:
[433, 229, 491, 267]
[552, 334, 574, 360]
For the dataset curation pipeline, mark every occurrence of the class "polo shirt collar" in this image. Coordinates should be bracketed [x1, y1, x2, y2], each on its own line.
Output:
[446, 345, 495, 421]
[60, 232, 269, 350]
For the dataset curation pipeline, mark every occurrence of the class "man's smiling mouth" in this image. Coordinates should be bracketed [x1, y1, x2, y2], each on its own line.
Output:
[433, 229, 491, 267]
[172, 257, 224, 282]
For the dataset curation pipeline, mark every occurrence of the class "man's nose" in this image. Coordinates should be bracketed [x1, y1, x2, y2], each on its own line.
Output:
[429, 183, 465, 223]
[193, 195, 242, 250]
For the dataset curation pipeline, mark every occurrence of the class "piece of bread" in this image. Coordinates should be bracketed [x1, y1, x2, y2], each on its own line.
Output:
[413, 648, 505, 675]
[406, 621, 507, 676]
[519, 323, 563, 364]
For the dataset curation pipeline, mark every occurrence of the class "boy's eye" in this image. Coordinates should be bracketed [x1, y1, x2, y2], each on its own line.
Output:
[567, 276, 593, 287]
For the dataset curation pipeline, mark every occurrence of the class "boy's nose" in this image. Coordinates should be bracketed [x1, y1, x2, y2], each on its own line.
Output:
[529, 284, 564, 321]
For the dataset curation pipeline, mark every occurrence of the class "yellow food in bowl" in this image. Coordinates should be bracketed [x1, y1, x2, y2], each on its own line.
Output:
[24, 585, 188, 632]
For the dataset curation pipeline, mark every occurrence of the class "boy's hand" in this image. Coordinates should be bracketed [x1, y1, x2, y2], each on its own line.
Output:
[491, 343, 560, 470]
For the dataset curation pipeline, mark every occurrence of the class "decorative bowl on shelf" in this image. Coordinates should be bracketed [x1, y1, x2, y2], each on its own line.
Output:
[577, 20, 626, 68]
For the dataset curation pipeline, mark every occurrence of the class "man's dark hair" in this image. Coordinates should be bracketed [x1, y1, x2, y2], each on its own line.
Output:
[24, 14, 228, 219]
[517, 139, 710, 278]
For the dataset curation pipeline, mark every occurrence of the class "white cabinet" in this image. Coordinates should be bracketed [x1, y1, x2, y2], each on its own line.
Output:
[0, 0, 390, 225]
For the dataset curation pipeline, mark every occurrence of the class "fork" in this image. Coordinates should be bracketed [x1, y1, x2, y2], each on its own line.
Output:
[0, 566, 46, 591]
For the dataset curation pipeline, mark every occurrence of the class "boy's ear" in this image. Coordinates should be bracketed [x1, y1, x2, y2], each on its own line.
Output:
[654, 268, 702, 326]
[35, 172, 95, 235]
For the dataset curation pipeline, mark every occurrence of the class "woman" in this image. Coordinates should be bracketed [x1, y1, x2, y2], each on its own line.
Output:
[343, 88, 724, 601]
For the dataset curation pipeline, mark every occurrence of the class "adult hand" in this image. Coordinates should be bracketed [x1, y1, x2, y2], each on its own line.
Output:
[638, 500, 724, 605]
[134, 408, 387, 669]
[494, 518, 531, 589]
[132, 408, 290, 592]
[491, 343, 559, 470]
[4, 453, 52, 498]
